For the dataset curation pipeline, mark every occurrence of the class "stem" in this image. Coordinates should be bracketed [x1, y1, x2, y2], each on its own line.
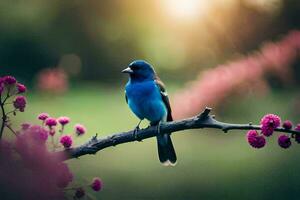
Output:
[3, 87, 11, 104]
[0, 95, 6, 140]
[6, 109, 17, 116]
[51, 136, 55, 151]
[5, 124, 18, 137]
[60, 125, 65, 136]
[0, 86, 16, 139]
[64, 187, 82, 191]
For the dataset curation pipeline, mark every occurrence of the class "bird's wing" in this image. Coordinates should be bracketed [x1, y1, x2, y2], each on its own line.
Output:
[155, 76, 173, 122]
[125, 91, 128, 104]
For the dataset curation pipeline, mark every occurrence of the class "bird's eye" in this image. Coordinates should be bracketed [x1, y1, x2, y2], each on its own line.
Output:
[130, 65, 139, 71]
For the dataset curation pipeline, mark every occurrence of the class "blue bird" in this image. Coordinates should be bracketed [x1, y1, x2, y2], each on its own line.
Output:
[122, 60, 177, 166]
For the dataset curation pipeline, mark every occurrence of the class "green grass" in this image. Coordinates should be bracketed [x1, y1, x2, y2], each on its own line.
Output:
[7, 85, 300, 200]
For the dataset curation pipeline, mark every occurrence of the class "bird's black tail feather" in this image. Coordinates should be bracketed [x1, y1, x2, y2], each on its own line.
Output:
[156, 133, 177, 166]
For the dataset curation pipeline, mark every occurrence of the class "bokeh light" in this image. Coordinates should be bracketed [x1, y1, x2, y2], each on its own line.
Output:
[161, 0, 209, 21]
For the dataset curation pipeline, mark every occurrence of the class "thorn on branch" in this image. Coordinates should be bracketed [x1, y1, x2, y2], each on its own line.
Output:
[92, 134, 98, 141]
[197, 107, 212, 120]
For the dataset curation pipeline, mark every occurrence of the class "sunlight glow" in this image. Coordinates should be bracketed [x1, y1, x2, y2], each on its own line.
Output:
[244, 0, 282, 13]
[162, 0, 207, 21]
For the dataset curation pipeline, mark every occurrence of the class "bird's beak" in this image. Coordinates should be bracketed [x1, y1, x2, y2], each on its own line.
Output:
[122, 67, 133, 74]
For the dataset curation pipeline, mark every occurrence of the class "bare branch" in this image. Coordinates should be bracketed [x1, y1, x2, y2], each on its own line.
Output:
[57, 107, 300, 161]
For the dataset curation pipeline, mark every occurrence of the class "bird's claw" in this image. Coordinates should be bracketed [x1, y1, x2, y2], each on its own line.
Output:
[133, 126, 142, 141]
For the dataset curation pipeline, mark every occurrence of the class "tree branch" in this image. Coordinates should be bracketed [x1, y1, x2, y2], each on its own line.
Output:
[57, 107, 300, 161]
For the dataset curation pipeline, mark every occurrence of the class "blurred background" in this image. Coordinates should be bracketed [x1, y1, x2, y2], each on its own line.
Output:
[1, 0, 300, 199]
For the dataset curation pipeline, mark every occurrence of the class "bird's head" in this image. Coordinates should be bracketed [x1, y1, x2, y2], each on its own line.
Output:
[122, 60, 156, 82]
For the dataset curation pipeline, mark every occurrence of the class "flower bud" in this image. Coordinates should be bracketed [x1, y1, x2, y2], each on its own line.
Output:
[260, 114, 281, 136]
[278, 134, 291, 149]
[246, 130, 266, 149]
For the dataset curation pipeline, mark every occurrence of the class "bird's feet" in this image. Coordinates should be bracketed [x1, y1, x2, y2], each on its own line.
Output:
[133, 126, 143, 141]
[133, 120, 143, 141]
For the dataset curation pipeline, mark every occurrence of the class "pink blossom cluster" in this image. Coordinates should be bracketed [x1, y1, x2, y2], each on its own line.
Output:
[74, 177, 103, 199]
[246, 114, 300, 149]
[260, 114, 281, 137]
[36, 68, 69, 94]
[75, 124, 86, 136]
[91, 177, 103, 191]
[246, 130, 266, 148]
[58, 116, 70, 126]
[0, 126, 72, 200]
[0, 120, 101, 199]
[13, 96, 27, 112]
[172, 31, 300, 119]
[37, 113, 87, 149]
[60, 135, 73, 148]
[0, 75, 100, 199]
[35, 113, 100, 198]
[0, 75, 27, 112]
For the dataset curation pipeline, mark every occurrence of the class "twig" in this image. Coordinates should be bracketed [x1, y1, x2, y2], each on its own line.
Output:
[5, 124, 18, 137]
[0, 87, 13, 139]
[56, 107, 300, 161]
[6, 109, 17, 116]
[3, 87, 11, 104]
[0, 96, 6, 139]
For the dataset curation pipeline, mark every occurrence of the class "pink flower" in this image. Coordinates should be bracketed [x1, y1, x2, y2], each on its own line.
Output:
[56, 162, 73, 188]
[278, 134, 291, 149]
[282, 120, 293, 130]
[3, 76, 16, 85]
[75, 188, 85, 199]
[60, 135, 73, 148]
[45, 117, 57, 127]
[295, 124, 300, 131]
[3, 128, 72, 200]
[21, 123, 31, 130]
[28, 125, 49, 142]
[36, 68, 69, 94]
[260, 114, 281, 137]
[13, 96, 27, 112]
[294, 124, 300, 143]
[38, 113, 49, 121]
[58, 116, 70, 126]
[75, 124, 86, 136]
[246, 130, 266, 149]
[17, 83, 26, 93]
[171, 31, 300, 119]
[91, 177, 103, 192]
[295, 135, 300, 143]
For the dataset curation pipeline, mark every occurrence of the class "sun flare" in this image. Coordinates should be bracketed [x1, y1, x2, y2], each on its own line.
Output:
[162, 0, 207, 21]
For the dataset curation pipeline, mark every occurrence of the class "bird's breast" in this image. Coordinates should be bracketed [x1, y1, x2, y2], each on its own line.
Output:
[126, 81, 156, 98]
[125, 81, 167, 122]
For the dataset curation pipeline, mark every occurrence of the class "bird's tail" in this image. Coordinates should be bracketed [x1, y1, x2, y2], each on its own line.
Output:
[156, 133, 177, 166]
